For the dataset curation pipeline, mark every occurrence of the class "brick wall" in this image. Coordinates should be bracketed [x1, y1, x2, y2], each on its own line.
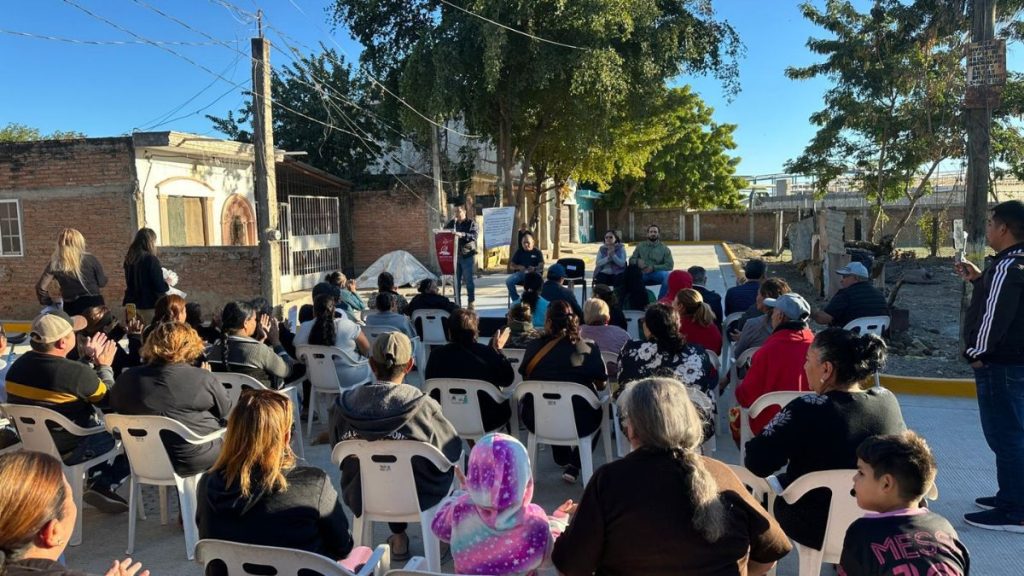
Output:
[0, 138, 139, 319]
[158, 246, 261, 314]
[350, 186, 431, 273]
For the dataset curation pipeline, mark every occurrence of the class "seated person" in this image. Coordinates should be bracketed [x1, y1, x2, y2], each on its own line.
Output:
[340, 276, 367, 317]
[0, 451, 147, 576]
[367, 271, 409, 314]
[621, 263, 655, 311]
[628, 224, 673, 299]
[69, 305, 143, 376]
[594, 230, 626, 288]
[141, 294, 187, 343]
[840, 431, 970, 576]
[658, 270, 693, 305]
[365, 292, 418, 341]
[675, 289, 722, 355]
[552, 378, 791, 576]
[425, 309, 515, 432]
[540, 264, 583, 319]
[688, 266, 723, 327]
[405, 279, 458, 339]
[506, 231, 544, 303]
[111, 322, 230, 476]
[734, 293, 814, 437]
[207, 301, 294, 389]
[519, 301, 606, 484]
[198, 389, 363, 567]
[725, 259, 766, 316]
[730, 278, 791, 363]
[329, 332, 463, 562]
[519, 272, 548, 330]
[312, 271, 355, 322]
[745, 328, 906, 551]
[5, 311, 129, 512]
[505, 302, 540, 349]
[294, 295, 372, 387]
[579, 298, 630, 373]
[591, 283, 628, 330]
[811, 262, 889, 328]
[185, 302, 222, 344]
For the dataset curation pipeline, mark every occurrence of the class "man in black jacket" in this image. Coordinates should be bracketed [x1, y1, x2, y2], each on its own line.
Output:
[444, 204, 478, 309]
[688, 266, 723, 328]
[957, 200, 1024, 533]
[540, 263, 583, 319]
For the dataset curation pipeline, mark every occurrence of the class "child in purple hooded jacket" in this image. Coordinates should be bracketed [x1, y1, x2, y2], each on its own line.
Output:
[430, 433, 573, 576]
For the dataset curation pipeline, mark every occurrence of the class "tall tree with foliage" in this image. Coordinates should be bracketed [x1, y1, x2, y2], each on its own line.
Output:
[786, 0, 1023, 243]
[208, 48, 388, 183]
[0, 123, 85, 142]
[331, 0, 742, 244]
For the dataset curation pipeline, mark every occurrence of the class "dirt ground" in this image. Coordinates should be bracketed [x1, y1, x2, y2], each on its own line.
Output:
[728, 243, 973, 379]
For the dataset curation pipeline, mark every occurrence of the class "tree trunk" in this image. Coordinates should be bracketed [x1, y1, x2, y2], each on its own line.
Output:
[552, 179, 564, 260]
[614, 181, 639, 235]
[888, 159, 943, 246]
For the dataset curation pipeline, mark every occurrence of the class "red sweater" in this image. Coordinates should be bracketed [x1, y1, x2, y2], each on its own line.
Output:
[735, 325, 814, 434]
[679, 317, 722, 355]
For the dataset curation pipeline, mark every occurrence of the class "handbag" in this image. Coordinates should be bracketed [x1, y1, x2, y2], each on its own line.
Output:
[524, 335, 565, 378]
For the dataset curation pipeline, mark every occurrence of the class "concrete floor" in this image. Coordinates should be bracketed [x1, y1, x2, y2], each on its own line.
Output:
[56, 244, 1023, 575]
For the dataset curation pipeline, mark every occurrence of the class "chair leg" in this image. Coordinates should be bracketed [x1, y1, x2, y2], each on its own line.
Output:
[178, 476, 200, 561]
[421, 507, 443, 572]
[796, 543, 823, 576]
[508, 397, 520, 440]
[66, 464, 85, 546]
[600, 404, 613, 463]
[352, 514, 366, 547]
[306, 392, 317, 438]
[135, 480, 146, 520]
[127, 478, 138, 554]
[159, 485, 168, 525]
[579, 439, 595, 487]
[527, 434, 538, 478]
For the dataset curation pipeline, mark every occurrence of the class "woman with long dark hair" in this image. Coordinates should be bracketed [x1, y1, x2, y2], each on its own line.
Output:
[36, 228, 108, 316]
[519, 271, 547, 329]
[207, 301, 294, 389]
[518, 300, 607, 484]
[141, 294, 187, 343]
[122, 228, 168, 323]
[293, 294, 372, 387]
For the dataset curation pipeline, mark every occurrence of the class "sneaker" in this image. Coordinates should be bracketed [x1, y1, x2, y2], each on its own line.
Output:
[964, 509, 1024, 533]
[83, 485, 129, 514]
[976, 496, 998, 510]
[562, 465, 580, 484]
[467, 302, 475, 311]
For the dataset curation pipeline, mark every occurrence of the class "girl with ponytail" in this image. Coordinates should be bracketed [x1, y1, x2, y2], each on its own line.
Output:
[552, 378, 791, 575]
[675, 288, 723, 355]
[745, 328, 907, 551]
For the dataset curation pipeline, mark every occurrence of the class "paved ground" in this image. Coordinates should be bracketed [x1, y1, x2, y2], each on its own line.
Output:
[48, 244, 1024, 574]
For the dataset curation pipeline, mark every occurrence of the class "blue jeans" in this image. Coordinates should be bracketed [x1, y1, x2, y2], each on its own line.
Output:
[642, 270, 670, 299]
[506, 271, 527, 301]
[456, 254, 475, 304]
[975, 363, 1024, 520]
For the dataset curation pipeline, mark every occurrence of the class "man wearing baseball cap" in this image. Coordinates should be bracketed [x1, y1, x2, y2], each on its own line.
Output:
[540, 263, 583, 319]
[811, 261, 888, 328]
[5, 310, 130, 512]
[735, 293, 815, 436]
[329, 331, 463, 560]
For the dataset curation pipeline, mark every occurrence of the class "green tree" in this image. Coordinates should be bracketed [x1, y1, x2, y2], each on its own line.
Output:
[0, 123, 86, 142]
[208, 48, 388, 183]
[786, 0, 1024, 243]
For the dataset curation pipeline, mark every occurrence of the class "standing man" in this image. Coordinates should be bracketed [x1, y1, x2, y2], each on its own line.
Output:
[957, 200, 1024, 533]
[628, 224, 674, 298]
[445, 204, 479, 310]
[506, 231, 544, 304]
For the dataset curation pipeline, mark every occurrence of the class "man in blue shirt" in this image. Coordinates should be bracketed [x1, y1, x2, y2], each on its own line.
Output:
[725, 259, 766, 317]
[540, 263, 583, 319]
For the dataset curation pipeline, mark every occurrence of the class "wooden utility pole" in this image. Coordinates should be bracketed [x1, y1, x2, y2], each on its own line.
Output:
[963, 0, 997, 264]
[251, 31, 282, 308]
[429, 124, 444, 272]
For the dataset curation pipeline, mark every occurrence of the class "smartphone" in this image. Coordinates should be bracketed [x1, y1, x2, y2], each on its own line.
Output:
[125, 303, 137, 321]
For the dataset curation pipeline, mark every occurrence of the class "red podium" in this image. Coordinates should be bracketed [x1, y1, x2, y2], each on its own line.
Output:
[434, 229, 460, 305]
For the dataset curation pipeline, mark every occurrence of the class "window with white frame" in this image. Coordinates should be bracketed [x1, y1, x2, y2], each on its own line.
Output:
[0, 200, 23, 257]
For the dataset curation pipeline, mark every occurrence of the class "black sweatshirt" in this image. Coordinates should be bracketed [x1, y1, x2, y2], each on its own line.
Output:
[963, 242, 1024, 364]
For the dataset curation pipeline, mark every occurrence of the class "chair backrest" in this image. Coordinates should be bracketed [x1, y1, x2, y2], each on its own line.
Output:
[330, 440, 454, 522]
[514, 381, 602, 443]
[599, 351, 619, 384]
[362, 325, 400, 345]
[740, 391, 807, 462]
[622, 310, 645, 341]
[843, 315, 890, 337]
[1, 403, 94, 459]
[556, 258, 586, 281]
[213, 372, 268, 408]
[723, 311, 745, 334]
[410, 309, 450, 346]
[423, 378, 504, 437]
[104, 414, 204, 483]
[726, 464, 773, 504]
[195, 539, 357, 576]
[780, 469, 864, 563]
[502, 348, 526, 388]
[705, 349, 721, 374]
[296, 345, 366, 391]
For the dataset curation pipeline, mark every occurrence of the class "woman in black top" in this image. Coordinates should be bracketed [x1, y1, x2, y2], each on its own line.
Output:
[111, 322, 230, 476]
[197, 389, 354, 562]
[519, 300, 607, 483]
[36, 228, 108, 316]
[744, 328, 906, 550]
[424, 309, 515, 432]
[122, 228, 169, 323]
[592, 283, 628, 330]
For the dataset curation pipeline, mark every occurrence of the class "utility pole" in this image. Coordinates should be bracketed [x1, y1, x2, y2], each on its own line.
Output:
[429, 123, 444, 273]
[251, 22, 282, 308]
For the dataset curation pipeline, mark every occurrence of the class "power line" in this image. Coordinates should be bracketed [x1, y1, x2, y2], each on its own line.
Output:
[0, 28, 228, 46]
[135, 52, 243, 132]
[436, 0, 588, 50]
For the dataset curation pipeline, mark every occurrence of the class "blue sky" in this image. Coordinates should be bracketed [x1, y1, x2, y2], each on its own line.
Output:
[1, 1, 1020, 177]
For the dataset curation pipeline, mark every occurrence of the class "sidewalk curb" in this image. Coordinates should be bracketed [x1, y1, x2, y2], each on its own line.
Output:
[719, 242, 745, 281]
[878, 374, 976, 398]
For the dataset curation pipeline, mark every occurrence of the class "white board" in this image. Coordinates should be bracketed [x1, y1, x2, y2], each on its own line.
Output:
[482, 206, 516, 250]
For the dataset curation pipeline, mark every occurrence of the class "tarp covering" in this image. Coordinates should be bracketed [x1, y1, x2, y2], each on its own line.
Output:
[355, 250, 437, 288]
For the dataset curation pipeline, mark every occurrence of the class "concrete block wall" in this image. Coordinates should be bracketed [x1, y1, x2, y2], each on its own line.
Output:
[350, 186, 431, 272]
[158, 246, 261, 315]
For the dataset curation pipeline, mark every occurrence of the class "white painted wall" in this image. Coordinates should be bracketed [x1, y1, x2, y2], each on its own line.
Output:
[134, 152, 255, 246]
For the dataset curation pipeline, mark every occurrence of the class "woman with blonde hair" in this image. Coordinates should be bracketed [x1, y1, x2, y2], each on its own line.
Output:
[110, 322, 230, 476]
[552, 377, 790, 575]
[36, 228, 108, 316]
[675, 288, 722, 355]
[0, 451, 148, 576]
[197, 389, 357, 561]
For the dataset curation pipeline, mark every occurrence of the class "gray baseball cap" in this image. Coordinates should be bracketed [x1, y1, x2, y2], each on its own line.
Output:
[763, 293, 811, 321]
[836, 261, 869, 278]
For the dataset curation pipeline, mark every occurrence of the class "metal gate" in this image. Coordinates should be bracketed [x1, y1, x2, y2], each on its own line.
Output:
[278, 195, 341, 294]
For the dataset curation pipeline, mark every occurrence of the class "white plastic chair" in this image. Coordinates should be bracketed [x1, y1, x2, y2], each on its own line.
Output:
[331, 440, 456, 572]
[726, 346, 760, 393]
[843, 315, 890, 337]
[779, 469, 864, 576]
[423, 378, 515, 446]
[726, 464, 779, 576]
[513, 381, 613, 487]
[740, 391, 807, 464]
[623, 310, 645, 341]
[599, 351, 620, 387]
[213, 372, 305, 460]
[721, 311, 746, 373]
[296, 345, 371, 437]
[611, 396, 630, 459]
[410, 309, 450, 349]
[104, 414, 225, 560]
[386, 557, 490, 575]
[705, 349, 721, 375]
[2, 403, 121, 546]
[502, 348, 526, 389]
[196, 539, 391, 576]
